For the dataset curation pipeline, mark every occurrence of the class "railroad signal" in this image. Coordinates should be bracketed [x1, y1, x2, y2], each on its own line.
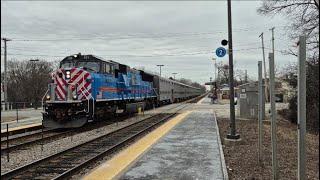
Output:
[221, 39, 228, 46]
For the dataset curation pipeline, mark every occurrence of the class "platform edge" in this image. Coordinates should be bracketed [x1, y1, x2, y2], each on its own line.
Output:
[213, 111, 229, 180]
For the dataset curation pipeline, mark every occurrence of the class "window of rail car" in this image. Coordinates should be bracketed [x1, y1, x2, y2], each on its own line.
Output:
[101, 62, 115, 75]
[60, 61, 75, 68]
[77, 61, 100, 73]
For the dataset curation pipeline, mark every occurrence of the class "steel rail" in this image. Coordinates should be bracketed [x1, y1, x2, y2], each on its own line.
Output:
[1, 129, 72, 154]
[53, 112, 180, 180]
[1, 112, 181, 180]
[0, 115, 132, 153]
[1, 124, 43, 138]
[1, 94, 204, 179]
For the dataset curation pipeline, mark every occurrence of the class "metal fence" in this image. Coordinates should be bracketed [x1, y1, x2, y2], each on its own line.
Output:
[1, 101, 41, 111]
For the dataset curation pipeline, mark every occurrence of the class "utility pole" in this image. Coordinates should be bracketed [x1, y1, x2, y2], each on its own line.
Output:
[2, 38, 11, 110]
[172, 72, 177, 80]
[270, 27, 275, 57]
[210, 77, 212, 88]
[258, 61, 263, 164]
[269, 52, 278, 180]
[245, 69, 248, 83]
[226, 0, 240, 140]
[156, 65, 164, 77]
[217, 66, 221, 85]
[297, 36, 306, 180]
[212, 58, 217, 81]
[259, 33, 269, 103]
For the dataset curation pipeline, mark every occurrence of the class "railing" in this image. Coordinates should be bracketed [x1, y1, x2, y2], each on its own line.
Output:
[1, 102, 42, 123]
[153, 88, 159, 97]
[41, 89, 49, 110]
[75, 75, 95, 116]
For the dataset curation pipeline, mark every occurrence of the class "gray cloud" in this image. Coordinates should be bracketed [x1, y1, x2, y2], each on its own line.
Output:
[1, 1, 297, 84]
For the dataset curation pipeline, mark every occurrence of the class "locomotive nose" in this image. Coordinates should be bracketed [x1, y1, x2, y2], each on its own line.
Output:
[52, 67, 92, 101]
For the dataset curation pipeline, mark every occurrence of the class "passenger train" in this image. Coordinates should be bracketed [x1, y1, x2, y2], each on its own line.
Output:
[42, 53, 203, 128]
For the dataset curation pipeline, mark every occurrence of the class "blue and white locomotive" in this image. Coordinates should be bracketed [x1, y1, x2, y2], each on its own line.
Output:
[43, 53, 203, 128]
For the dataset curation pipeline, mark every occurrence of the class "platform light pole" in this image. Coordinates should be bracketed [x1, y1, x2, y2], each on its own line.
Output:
[212, 57, 217, 81]
[2, 38, 11, 110]
[212, 57, 218, 100]
[156, 65, 164, 77]
[226, 0, 240, 140]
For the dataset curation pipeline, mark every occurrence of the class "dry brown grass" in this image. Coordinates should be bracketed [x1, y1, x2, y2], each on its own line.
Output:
[217, 117, 319, 180]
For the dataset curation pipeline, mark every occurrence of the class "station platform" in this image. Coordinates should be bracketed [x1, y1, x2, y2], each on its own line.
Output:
[1, 117, 42, 133]
[1, 109, 43, 132]
[84, 96, 228, 179]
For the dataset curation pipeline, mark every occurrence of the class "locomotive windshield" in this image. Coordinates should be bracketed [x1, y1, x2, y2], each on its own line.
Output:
[77, 61, 100, 72]
[60, 60, 100, 73]
[60, 61, 75, 68]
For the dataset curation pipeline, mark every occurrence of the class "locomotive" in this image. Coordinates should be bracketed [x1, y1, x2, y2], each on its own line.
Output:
[42, 53, 203, 128]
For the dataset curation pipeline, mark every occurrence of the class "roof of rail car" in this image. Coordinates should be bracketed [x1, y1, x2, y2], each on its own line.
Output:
[61, 54, 118, 65]
[61, 54, 202, 90]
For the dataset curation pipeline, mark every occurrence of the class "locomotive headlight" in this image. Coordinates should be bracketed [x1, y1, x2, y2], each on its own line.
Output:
[66, 71, 71, 79]
[46, 95, 50, 100]
[65, 71, 70, 79]
[73, 95, 78, 100]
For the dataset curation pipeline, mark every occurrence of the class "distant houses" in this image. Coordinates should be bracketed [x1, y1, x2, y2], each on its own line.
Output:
[214, 79, 293, 103]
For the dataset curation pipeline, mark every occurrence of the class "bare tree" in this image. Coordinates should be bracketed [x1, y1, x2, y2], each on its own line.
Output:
[258, 0, 319, 134]
[176, 78, 206, 92]
[52, 59, 61, 70]
[5, 59, 53, 109]
[235, 69, 248, 85]
[258, 0, 319, 62]
[216, 62, 229, 85]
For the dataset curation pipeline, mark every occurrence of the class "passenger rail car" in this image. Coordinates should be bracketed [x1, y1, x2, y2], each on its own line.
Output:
[42, 53, 203, 128]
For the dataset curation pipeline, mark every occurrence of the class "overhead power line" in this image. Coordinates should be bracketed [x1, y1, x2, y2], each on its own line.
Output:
[2, 26, 290, 42]
[1, 47, 265, 58]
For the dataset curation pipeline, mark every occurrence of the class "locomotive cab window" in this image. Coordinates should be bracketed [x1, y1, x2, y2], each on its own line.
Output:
[77, 61, 100, 73]
[102, 63, 115, 75]
[60, 61, 75, 68]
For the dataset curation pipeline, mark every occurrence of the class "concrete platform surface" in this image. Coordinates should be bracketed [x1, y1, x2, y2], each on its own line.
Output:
[1, 117, 42, 131]
[1, 108, 43, 130]
[120, 110, 225, 180]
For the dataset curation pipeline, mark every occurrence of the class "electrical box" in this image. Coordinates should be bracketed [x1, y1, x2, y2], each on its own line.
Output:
[238, 82, 258, 119]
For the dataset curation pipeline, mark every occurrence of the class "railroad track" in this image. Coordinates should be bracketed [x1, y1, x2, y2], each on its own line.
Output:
[0, 94, 205, 154]
[1, 129, 71, 154]
[1, 94, 204, 179]
[1, 124, 43, 138]
[1, 110, 184, 180]
[0, 115, 131, 154]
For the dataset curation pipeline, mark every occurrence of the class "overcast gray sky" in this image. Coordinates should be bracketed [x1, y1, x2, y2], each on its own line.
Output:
[1, 1, 298, 84]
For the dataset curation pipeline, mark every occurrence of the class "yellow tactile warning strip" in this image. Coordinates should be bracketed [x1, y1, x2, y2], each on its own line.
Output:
[83, 111, 192, 180]
[1, 123, 42, 133]
[196, 97, 206, 104]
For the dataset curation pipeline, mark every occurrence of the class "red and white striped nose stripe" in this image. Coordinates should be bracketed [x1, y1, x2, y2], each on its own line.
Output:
[54, 69, 67, 100]
[53, 68, 92, 101]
